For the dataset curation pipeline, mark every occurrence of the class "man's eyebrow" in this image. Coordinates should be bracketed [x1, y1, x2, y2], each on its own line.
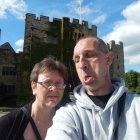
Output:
[72, 55, 79, 60]
[72, 56, 76, 60]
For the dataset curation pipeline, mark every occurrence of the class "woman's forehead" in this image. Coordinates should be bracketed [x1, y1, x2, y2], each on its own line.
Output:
[38, 71, 63, 80]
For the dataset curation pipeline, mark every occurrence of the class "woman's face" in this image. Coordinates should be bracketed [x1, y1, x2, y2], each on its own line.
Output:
[32, 71, 65, 108]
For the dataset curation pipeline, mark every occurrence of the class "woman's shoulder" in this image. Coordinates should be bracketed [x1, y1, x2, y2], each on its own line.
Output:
[0, 109, 21, 138]
[0, 108, 21, 126]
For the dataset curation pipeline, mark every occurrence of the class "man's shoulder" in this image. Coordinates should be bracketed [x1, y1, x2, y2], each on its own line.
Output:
[53, 101, 84, 127]
[125, 93, 140, 106]
[124, 93, 140, 120]
[59, 101, 77, 111]
[126, 93, 140, 99]
[55, 101, 79, 117]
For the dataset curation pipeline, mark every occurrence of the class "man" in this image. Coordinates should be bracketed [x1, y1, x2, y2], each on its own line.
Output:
[46, 37, 140, 140]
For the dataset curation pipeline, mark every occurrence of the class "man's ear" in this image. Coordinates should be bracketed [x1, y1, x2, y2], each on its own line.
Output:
[105, 51, 114, 66]
[31, 82, 37, 95]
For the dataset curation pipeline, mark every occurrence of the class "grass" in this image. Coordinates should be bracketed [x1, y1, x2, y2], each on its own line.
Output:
[0, 111, 10, 114]
[0, 107, 15, 109]
[0, 106, 17, 115]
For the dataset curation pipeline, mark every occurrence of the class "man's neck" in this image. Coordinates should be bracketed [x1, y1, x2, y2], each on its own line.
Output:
[87, 84, 114, 96]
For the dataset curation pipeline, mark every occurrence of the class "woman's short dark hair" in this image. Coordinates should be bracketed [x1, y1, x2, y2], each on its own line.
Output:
[30, 57, 68, 83]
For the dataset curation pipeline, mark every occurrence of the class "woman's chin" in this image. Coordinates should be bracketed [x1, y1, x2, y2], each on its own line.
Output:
[45, 101, 58, 108]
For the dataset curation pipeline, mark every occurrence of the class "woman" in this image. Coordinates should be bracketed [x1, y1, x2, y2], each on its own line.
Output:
[0, 57, 68, 140]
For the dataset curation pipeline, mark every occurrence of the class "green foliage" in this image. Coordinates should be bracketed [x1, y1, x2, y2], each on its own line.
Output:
[136, 77, 140, 94]
[16, 93, 34, 107]
[125, 70, 140, 94]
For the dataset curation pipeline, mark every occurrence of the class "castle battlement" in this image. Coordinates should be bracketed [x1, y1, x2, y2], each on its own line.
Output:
[73, 18, 79, 24]
[118, 41, 123, 46]
[40, 15, 49, 22]
[109, 40, 123, 51]
[53, 18, 61, 23]
[25, 13, 97, 31]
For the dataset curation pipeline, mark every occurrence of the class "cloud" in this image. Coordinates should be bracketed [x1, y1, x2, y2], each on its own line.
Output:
[15, 39, 24, 47]
[103, 0, 140, 67]
[93, 14, 107, 24]
[16, 48, 23, 53]
[67, 0, 94, 16]
[0, 0, 27, 19]
[15, 39, 24, 52]
[46, 10, 65, 19]
[130, 55, 140, 65]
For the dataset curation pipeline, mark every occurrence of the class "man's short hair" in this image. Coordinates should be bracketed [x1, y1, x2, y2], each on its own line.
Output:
[30, 57, 68, 83]
[76, 36, 109, 54]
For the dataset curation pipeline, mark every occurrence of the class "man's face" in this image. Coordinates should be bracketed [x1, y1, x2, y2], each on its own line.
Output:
[73, 38, 112, 95]
[32, 71, 65, 108]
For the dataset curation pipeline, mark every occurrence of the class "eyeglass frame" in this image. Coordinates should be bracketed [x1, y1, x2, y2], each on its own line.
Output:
[35, 81, 66, 90]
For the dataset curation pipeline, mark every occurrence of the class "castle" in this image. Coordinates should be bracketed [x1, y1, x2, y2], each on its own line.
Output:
[23, 13, 124, 79]
[0, 13, 125, 105]
[0, 43, 22, 105]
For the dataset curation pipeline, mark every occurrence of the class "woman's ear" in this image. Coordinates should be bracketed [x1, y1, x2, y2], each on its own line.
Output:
[105, 51, 114, 66]
[31, 82, 37, 95]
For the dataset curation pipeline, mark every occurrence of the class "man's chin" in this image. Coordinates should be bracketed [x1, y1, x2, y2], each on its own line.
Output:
[83, 83, 96, 93]
[83, 83, 92, 89]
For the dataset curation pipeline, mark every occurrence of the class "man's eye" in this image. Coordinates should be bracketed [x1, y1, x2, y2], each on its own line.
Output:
[86, 53, 95, 58]
[74, 58, 79, 63]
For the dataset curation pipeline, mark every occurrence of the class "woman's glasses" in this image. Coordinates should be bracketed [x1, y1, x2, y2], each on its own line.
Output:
[35, 81, 66, 90]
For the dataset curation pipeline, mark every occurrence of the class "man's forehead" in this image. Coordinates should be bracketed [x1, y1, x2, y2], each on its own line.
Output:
[74, 38, 99, 51]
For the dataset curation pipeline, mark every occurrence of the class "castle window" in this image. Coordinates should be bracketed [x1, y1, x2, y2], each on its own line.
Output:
[69, 32, 72, 40]
[74, 33, 77, 40]
[78, 33, 81, 39]
[72, 32, 75, 40]
[1, 85, 15, 96]
[43, 33, 47, 43]
[45, 35, 57, 44]
[75, 33, 77, 41]
[0, 49, 10, 56]
[117, 65, 120, 70]
[2, 67, 16, 76]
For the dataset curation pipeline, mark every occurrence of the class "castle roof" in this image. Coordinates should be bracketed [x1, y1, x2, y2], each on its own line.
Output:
[0, 42, 15, 53]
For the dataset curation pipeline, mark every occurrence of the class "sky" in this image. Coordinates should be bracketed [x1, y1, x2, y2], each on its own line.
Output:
[0, 0, 140, 72]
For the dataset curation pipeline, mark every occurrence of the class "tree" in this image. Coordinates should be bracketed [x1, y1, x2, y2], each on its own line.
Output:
[125, 70, 139, 93]
[136, 74, 140, 94]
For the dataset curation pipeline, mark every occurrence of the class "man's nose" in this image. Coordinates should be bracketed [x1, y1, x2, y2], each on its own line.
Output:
[78, 58, 87, 70]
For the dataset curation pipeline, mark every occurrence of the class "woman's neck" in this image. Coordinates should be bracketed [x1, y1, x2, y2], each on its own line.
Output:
[31, 101, 55, 122]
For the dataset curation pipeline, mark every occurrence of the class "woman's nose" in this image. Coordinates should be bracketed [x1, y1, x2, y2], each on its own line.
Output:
[48, 85, 58, 91]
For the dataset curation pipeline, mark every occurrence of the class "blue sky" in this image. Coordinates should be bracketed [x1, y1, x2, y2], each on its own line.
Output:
[0, 0, 140, 72]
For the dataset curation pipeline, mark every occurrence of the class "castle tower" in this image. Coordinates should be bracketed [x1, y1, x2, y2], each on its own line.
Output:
[108, 40, 125, 78]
